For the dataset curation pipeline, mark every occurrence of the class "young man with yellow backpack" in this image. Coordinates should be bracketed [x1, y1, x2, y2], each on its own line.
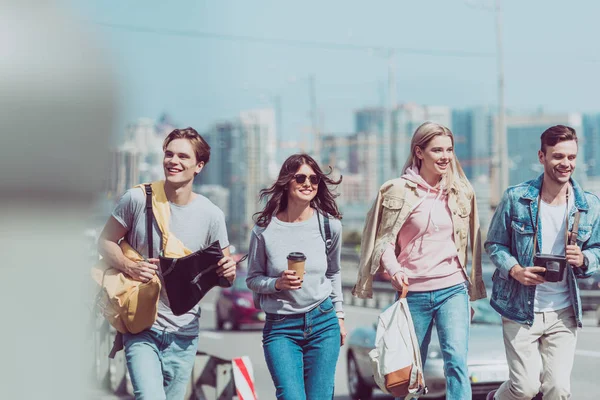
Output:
[97, 127, 236, 399]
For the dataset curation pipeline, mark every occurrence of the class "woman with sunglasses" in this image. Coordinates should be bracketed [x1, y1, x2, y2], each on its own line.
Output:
[246, 153, 345, 400]
[353, 122, 487, 399]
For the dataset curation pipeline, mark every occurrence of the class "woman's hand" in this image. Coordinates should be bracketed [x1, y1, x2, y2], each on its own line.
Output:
[275, 270, 302, 290]
[390, 271, 409, 292]
[339, 318, 347, 346]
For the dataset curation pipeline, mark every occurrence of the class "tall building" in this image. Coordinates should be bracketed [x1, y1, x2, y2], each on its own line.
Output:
[317, 131, 379, 231]
[106, 117, 166, 199]
[355, 107, 392, 185]
[582, 113, 600, 178]
[451, 107, 493, 231]
[106, 147, 139, 197]
[320, 134, 349, 172]
[349, 131, 379, 202]
[504, 113, 584, 187]
[320, 131, 379, 205]
[452, 107, 492, 181]
[202, 109, 277, 248]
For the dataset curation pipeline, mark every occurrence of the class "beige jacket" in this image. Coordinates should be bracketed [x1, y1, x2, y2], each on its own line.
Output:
[352, 177, 487, 301]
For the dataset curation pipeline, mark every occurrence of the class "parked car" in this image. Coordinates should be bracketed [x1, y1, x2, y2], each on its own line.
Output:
[215, 270, 265, 330]
[346, 296, 509, 399]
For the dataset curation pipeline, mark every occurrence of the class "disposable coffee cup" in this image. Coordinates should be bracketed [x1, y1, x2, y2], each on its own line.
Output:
[287, 252, 306, 279]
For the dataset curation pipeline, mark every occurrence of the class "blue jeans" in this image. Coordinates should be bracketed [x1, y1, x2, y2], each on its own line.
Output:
[405, 282, 471, 400]
[262, 297, 341, 400]
[123, 328, 199, 400]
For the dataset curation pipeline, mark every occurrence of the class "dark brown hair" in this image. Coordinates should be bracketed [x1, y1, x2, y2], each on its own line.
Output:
[253, 153, 343, 227]
[540, 125, 578, 154]
[163, 127, 211, 164]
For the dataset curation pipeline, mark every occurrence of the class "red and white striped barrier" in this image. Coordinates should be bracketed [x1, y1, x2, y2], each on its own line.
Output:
[232, 356, 258, 400]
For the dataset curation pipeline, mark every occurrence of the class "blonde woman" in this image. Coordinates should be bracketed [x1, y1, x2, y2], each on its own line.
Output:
[353, 122, 487, 399]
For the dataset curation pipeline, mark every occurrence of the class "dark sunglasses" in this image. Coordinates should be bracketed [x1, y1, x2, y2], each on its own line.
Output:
[294, 174, 320, 185]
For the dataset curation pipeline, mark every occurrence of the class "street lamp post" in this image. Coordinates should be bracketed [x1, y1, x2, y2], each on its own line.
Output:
[477, 0, 507, 207]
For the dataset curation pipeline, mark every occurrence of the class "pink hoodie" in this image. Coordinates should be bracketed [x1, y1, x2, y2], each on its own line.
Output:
[381, 166, 466, 292]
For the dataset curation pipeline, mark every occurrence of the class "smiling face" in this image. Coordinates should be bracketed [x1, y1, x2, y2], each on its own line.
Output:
[538, 139, 578, 185]
[163, 138, 204, 185]
[415, 134, 454, 179]
[286, 163, 319, 205]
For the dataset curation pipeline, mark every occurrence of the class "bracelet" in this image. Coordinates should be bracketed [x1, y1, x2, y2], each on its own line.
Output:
[336, 311, 345, 320]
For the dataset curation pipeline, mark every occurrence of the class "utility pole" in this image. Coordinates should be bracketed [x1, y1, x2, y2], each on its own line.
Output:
[309, 74, 320, 161]
[274, 94, 282, 148]
[491, 0, 507, 207]
[388, 50, 398, 177]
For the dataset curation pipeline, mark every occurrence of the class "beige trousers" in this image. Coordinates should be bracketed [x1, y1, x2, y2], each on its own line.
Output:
[495, 306, 578, 400]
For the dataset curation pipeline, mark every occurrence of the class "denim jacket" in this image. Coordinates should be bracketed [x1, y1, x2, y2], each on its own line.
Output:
[352, 177, 487, 301]
[485, 174, 600, 327]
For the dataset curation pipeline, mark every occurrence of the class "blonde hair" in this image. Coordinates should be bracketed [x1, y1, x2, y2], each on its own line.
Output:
[401, 121, 470, 192]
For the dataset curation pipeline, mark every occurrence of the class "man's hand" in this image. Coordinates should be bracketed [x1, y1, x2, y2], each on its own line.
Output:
[390, 271, 409, 292]
[566, 244, 585, 267]
[126, 258, 159, 283]
[217, 256, 237, 283]
[339, 318, 347, 346]
[275, 270, 302, 290]
[509, 265, 546, 286]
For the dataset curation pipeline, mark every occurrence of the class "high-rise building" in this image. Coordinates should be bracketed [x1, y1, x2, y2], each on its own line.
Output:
[452, 107, 492, 181]
[355, 107, 392, 185]
[349, 131, 379, 202]
[319, 131, 379, 204]
[106, 147, 139, 197]
[583, 113, 600, 178]
[202, 109, 277, 248]
[451, 107, 494, 231]
[106, 117, 165, 198]
[317, 131, 379, 231]
[504, 113, 584, 187]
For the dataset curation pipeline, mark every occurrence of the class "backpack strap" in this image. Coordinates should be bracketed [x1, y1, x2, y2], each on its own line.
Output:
[316, 211, 332, 252]
[144, 184, 154, 258]
[324, 214, 332, 250]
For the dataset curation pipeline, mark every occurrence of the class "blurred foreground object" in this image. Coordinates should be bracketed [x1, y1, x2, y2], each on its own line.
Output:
[0, 1, 115, 399]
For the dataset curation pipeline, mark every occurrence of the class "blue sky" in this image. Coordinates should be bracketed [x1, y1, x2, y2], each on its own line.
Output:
[75, 0, 600, 142]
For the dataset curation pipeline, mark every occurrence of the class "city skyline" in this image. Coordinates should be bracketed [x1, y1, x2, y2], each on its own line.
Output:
[109, 102, 600, 246]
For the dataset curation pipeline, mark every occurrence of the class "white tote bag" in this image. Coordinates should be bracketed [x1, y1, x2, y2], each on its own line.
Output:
[369, 286, 427, 398]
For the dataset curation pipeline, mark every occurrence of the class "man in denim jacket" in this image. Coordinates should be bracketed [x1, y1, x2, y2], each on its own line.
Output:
[485, 125, 600, 400]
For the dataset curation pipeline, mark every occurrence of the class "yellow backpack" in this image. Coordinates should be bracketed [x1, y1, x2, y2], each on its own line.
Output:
[91, 184, 161, 335]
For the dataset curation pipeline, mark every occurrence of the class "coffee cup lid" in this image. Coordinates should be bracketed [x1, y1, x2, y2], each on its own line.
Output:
[287, 252, 306, 261]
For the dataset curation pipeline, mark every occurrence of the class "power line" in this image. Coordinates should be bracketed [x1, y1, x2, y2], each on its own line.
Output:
[94, 21, 495, 59]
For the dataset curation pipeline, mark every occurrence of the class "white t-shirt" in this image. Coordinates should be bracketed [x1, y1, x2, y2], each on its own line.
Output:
[533, 197, 573, 312]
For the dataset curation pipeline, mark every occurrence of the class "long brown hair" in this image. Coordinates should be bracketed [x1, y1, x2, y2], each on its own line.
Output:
[254, 154, 342, 227]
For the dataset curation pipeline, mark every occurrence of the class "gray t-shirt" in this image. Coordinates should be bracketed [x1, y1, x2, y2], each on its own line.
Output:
[246, 211, 344, 316]
[112, 187, 229, 336]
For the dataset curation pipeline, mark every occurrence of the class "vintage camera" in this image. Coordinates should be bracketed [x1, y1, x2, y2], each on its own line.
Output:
[532, 253, 567, 283]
